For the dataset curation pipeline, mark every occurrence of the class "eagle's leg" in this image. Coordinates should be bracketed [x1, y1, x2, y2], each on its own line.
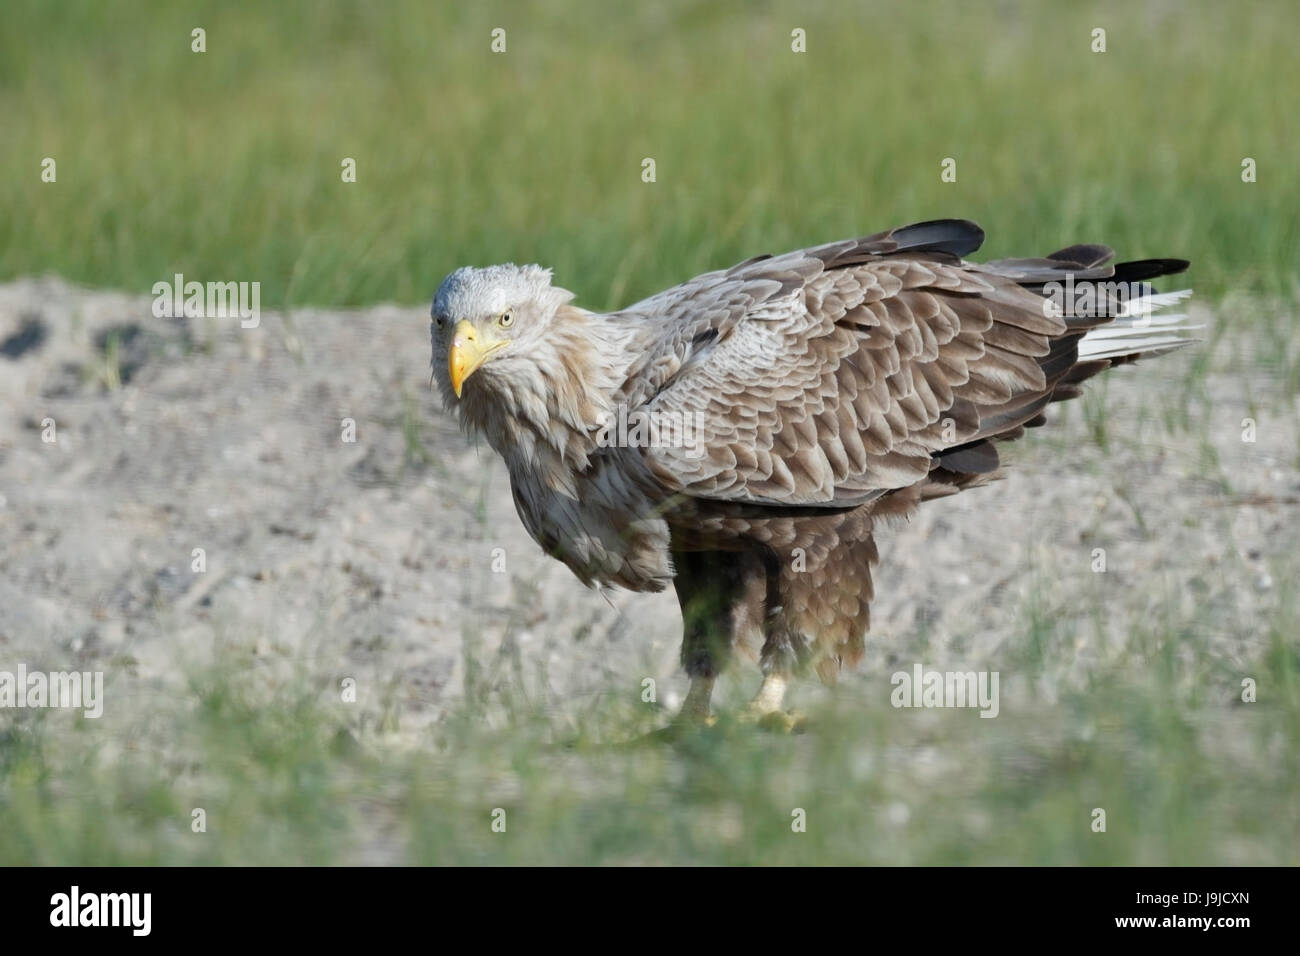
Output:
[678, 675, 716, 723]
[743, 524, 876, 731]
[669, 549, 766, 726]
[744, 673, 788, 716]
[740, 610, 813, 731]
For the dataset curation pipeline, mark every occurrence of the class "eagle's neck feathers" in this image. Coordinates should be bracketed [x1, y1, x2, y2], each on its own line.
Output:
[457, 304, 632, 488]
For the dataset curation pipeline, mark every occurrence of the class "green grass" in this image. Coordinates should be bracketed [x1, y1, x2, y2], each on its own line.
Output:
[2, 0, 1298, 314]
[2, 585, 1296, 865]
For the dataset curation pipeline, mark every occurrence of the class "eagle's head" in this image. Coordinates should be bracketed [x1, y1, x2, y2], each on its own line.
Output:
[430, 264, 623, 472]
[430, 264, 576, 404]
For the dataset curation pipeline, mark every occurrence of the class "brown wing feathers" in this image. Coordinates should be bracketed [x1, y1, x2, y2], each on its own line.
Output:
[928, 239, 1189, 482]
[630, 220, 1187, 508]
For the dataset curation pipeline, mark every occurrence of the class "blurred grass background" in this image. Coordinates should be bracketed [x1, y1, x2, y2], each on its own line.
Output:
[1, 0, 1298, 865]
[3, 599, 1297, 865]
[2, 0, 1297, 310]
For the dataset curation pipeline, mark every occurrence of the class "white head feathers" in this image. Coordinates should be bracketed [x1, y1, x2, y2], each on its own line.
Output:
[432, 264, 573, 321]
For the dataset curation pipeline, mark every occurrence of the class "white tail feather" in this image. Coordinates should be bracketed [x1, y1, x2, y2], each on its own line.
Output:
[1115, 288, 1193, 317]
[1077, 289, 1199, 361]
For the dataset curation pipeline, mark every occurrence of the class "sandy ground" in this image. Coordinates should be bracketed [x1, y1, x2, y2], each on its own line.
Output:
[1, 277, 1296, 731]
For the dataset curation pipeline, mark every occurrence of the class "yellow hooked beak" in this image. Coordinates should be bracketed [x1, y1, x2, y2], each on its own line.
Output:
[448, 320, 507, 398]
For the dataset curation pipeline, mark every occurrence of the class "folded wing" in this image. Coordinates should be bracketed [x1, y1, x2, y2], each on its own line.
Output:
[614, 219, 1189, 506]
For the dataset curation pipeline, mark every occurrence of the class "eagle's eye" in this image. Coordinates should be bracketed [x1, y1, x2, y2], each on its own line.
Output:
[499, 311, 514, 329]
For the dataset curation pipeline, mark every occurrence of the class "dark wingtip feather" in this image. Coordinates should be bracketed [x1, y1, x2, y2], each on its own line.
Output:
[935, 439, 1000, 474]
[891, 219, 986, 257]
[1112, 258, 1191, 282]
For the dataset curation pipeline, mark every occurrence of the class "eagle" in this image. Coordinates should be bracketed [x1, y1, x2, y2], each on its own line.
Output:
[430, 220, 1192, 728]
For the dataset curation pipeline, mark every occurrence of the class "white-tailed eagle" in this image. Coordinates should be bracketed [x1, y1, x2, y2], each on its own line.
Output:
[430, 220, 1192, 726]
